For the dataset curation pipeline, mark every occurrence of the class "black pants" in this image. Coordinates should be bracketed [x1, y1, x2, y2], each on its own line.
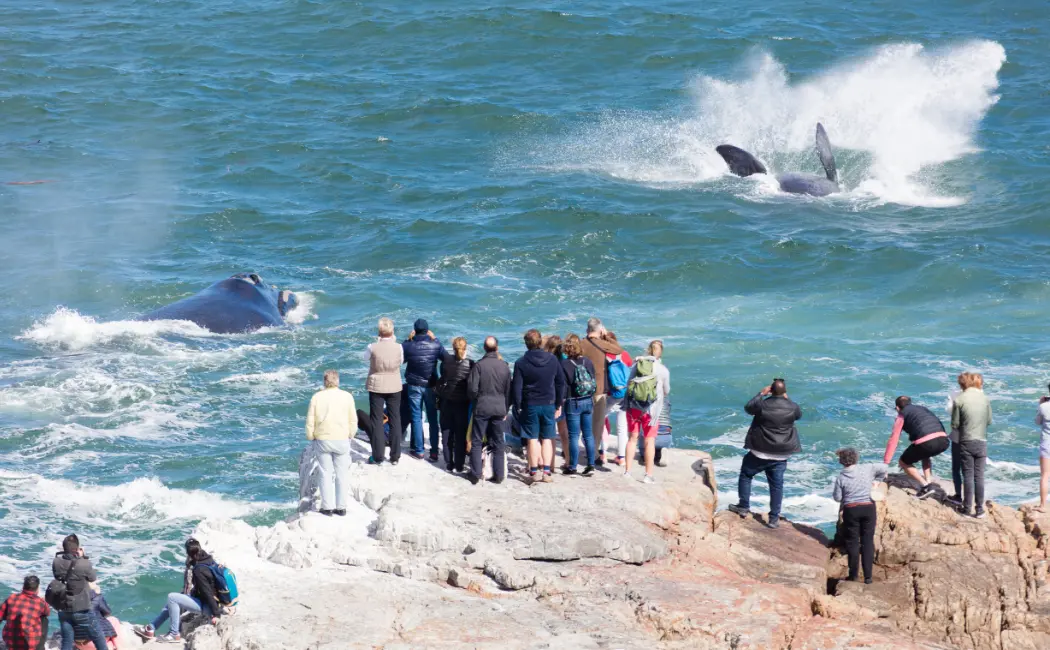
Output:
[470, 415, 507, 482]
[950, 434, 963, 497]
[959, 439, 987, 514]
[441, 399, 470, 471]
[369, 391, 402, 463]
[841, 502, 877, 581]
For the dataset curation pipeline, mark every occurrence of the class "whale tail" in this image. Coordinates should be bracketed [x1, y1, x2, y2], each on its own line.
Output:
[815, 123, 837, 183]
[716, 145, 768, 177]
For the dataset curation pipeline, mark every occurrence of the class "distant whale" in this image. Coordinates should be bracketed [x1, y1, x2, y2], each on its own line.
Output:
[140, 273, 299, 334]
[716, 123, 840, 197]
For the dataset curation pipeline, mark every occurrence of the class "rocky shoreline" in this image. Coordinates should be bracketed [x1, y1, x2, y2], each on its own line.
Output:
[179, 441, 1050, 649]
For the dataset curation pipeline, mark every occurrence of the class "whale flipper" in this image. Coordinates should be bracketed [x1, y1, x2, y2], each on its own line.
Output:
[716, 145, 767, 177]
[815, 123, 837, 183]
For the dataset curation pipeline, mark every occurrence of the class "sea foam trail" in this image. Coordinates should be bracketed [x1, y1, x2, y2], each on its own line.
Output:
[546, 40, 1005, 207]
[17, 307, 212, 351]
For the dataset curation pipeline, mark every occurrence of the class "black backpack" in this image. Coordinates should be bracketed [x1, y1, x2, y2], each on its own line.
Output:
[45, 558, 77, 609]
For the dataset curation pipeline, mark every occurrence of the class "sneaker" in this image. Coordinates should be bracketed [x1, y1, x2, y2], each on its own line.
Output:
[319, 509, 333, 517]
[408, 451, 426, 460]
[562, 467, 577, 475]
[945, 493, 963, 506]
[581, 465, 595, 476]
[334, 509, 346, 517]
[611, 456, 625, 466]
[914, 484, 936, 500]
[622, 469, 631, 479]
[446, 463, 455, 472]
[595, 455, 605, 467]
[390, 459, 399, 466]
[525, 473, 538, 486]
[468, 473, 480, 486]
[765, 516, 781, 530]
[974, 510, 987, 519]
[864, 578, 873, 585]
[133, 625, 155, 640]
[642, 474, 655, 484]
[157, 632, 183, 644]
[542, 472, 553, 483]
[430, 453, 441, 463]
[727, 504, 750, 518]
[655, 459, 668, 468]
[366, 456, 383, 466]
[488, 477, 504, 485]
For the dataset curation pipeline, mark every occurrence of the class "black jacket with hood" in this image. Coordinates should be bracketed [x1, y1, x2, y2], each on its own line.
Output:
[188, 552, 224, 618]
[512, 349, 567, 411]
[468, 351, 512, 418]
[743, 393, 803, 456]
[437, 352, 474, 403]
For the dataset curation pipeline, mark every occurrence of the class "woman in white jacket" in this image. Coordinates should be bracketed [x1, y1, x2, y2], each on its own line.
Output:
[624, 340, 671, 483]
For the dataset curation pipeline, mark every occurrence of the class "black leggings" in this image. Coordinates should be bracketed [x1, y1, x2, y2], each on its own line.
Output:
[841, 503, 877, 581]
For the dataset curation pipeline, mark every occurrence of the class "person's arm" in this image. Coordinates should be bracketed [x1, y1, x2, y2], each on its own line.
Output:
[96, 595, 112, 617]
[744, 394, 764, 416]
[832, 476, 843, 503]
[347, 395, 357, 438]
[305, 395, 316, 441]
[362, 342, 373, 363]
[794, 402, 802, 420]
[662, 367, 671, 398]
[502, 366, 512, 416]
[467, 364, 480, 401]
[555, 362, 567, 409]
[0, 597, 8, 622]
[986, 399, 993, 426]
[1036, 406, 1043, 428]
[873, 463, 889, 482]
[951, 401, 961, 431]
[193, 565, 223, 619]
[883, 415, 904, 464]
[512, 364, 523, 411]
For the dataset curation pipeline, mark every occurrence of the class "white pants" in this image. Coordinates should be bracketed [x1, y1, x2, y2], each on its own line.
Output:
[604, 397, 629, 458]
[313, 439, 350, 510]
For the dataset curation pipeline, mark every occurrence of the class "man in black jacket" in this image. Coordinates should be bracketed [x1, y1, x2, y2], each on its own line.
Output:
[727, 379, 802, 529]
[512, 329, 567, 484]
[402, 319, 446, 461]
[467, 336, 512, 484]
[51, 534, 110, 650]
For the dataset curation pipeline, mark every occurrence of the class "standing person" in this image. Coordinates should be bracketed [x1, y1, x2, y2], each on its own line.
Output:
[364, 317, 403, 466]
[624, 341, 671, 483]
[727, 379, 802, 529]
[402, 319, 446, 461]
[560, 334, 597, 476]
[51, 535, 109, 650]
[945, 374, 968, 507]
[952, 372, 992, 518]
[513, 329, 567, 484]
[1, 575, 50, 650]
[544, 335, 571, 469]
[133, 539, 224, 644]
[882, 396, 949, 499]
[1035, 383, 1050, 513]
[832, 448, 888, 585]
[437, 337, 474, 474]
[305, 369, 357, 516]
[467, 336, 511, 485]
[581, 318, 632, 467]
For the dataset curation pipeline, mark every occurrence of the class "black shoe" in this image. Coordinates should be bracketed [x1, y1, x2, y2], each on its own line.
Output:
[390, 459, 399, 466]
[595, 456, 605, 467]
[727, 504, 750, 518]
[446, 463, 455, 472]
[468, 473, 480, 486]
[846, 575, 858, 582]
[864, 578, 873, 585]
[582, 465, 595, 476]
[914, 484, 936, 500]
[765, 516, 780, 529]
[408, 451, 425, 460]
[562, 467, 578, 475]
[488, 477, 504, 485]
[334, 509, 346, 517]
[366, 456, 384, 466]
[945, 493, 962, 507]
[430, 454, 441, 463]
[319, 509, 334, 517]
[974, 509, 987, 519]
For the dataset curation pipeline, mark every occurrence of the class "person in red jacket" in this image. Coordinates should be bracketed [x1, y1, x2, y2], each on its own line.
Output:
[1, 576, 51, 650]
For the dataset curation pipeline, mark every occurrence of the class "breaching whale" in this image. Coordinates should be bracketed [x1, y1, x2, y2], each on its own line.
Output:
[716, 123, 840, 197]
[140, 273, 299, 334]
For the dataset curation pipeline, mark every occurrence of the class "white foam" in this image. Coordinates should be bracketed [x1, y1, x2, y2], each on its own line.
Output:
[539, 40, 1005, 208]
[220, 367, 307, 384]
[284, 292, 318, 325]
[18, 308, 211, 351]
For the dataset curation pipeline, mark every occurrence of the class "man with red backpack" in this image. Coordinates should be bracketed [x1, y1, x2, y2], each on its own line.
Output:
[581, 318, 632, 468]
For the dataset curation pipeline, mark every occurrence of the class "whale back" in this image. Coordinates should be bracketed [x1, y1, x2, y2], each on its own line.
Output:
[815, 123, 837, 183]
[715, 145, 767, 177]
[141, 277, 285, 333]
[776, 173, 839, 197]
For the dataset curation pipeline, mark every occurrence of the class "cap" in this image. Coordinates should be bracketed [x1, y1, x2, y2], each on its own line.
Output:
[414, 318, 429, 333]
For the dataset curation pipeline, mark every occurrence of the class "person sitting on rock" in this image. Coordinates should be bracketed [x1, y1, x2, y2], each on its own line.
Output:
[832, 448, 888, 585]
[883, 396, 949, 500]
[727, 378, 802, 529]
[74, 585, 124, 650]
[305, 369, 357, 516]
[133, 539, 224, 644]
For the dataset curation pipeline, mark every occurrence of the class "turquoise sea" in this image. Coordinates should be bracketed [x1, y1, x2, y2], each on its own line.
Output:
[0, 0, 1044, 621]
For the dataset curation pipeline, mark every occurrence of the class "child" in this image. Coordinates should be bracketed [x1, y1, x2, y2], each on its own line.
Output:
[832, 448, 888, 584]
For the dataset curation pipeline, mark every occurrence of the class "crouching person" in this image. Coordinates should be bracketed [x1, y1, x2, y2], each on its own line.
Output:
[134, 539, 226, 643]
[832, 448, 888, 584]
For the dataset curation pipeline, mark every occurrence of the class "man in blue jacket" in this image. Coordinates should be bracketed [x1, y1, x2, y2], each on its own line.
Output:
[403, 319, 446, 461]
[513, 329, 567, 484]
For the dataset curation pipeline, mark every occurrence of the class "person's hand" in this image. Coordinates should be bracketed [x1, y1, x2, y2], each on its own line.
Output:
[760, 385, 772, 396]
[555, 408, 562, 419]
[427, 330, 436, 340]
[211, 617, 219, 625]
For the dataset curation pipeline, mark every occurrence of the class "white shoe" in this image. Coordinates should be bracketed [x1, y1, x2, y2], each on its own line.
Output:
[642, 474, 655, 484]
[622, 469, 631, 479]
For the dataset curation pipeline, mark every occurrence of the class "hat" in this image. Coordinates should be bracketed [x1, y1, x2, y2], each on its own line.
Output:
[414, 318, 429, 334]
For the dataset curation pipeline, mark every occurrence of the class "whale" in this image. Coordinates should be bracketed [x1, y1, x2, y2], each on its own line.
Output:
[716, 123, 840, 197]
[140, 273, 300, 334]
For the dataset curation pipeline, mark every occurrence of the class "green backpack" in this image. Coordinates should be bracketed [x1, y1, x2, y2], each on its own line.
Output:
[626, 357, 659, 409]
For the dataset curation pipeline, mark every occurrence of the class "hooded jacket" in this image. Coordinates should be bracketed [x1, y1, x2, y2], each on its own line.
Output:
[51, 553, 98, 613]
[743, 393, 803, 456]
[581, 337, 629, 396]
[189, 552, 224, 619]
[437, 353, 473, 403]
[402, 335, 446, 387]
[468, 352, 512, 418]
[512, 349, 567, 411]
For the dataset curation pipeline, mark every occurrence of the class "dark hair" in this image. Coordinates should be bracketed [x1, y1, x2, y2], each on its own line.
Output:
[837, 448, 859, 467]
[524, 329, 542, 350]
[185, 538, 202, 565]
[895, 395, 911, 410]
[771, 379, 787, 396]
[543, 334, 562, 356]
[484, 336, 498, 353]
[23, 575, 39, 592]
[62, 534, 79, 555]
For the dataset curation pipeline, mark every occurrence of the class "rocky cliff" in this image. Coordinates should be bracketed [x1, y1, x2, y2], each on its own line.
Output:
[179, 442, 1050, 649]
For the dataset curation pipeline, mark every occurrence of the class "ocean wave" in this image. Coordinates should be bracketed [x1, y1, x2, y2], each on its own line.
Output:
[18, 308, 212, 351]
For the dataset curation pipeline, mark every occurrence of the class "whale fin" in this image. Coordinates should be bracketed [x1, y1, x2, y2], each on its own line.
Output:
[815, 123, 837, 183]
[716, 145, 767, 177]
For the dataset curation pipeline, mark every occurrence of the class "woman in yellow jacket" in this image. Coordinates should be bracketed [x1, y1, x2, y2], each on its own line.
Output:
[306, 370, 357, 516]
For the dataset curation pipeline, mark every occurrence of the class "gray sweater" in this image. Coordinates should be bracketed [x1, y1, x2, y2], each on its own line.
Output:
[832, 463, 888, 506]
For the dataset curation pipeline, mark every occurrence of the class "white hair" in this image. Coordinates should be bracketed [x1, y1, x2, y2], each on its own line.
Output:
[323, 369, 339, 388]
[586, 317, 604, 335]
[378, 317, 394, 337]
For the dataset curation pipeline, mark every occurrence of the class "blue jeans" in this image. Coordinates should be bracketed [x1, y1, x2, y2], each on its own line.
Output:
[520, 404, 557, 440]
[406, 384, 438, 455]
[59, 610, 108, 650]
[150, 592, 206, 635]
[737, 452, 788, 519]
[565, 397, 595, 467]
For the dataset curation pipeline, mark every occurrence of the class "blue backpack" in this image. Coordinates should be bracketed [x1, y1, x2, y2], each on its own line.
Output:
[201, 561, 239, 606]
[606, 357, 630, 399]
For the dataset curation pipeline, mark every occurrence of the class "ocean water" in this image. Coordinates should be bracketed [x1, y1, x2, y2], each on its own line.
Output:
[0, 0, 1045, 620]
